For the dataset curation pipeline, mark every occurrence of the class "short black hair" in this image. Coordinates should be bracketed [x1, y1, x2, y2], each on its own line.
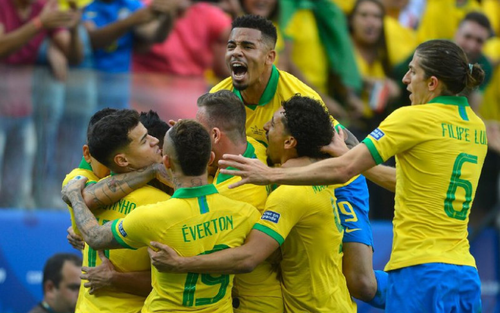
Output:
[42, 253, 82, 293]
[88, 109, 141, 169]
[167, 120, 212, 176]
[460, 11, 492, 34]
[197, 91, 246, 144]
[86, 108, 118, 143]
[140, 110, 170, 147]
[281, 95, 333, 159]
[232, 14, 277, 48]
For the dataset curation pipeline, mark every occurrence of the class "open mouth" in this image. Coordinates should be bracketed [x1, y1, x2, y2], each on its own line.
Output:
[231, 63, 248, 81]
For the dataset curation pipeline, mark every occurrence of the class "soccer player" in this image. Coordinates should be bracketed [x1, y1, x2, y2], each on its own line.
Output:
[67, 109, 170, 313]
[148, 96, 357, 312]
[195, 91, 282, 312]
[218, 40, 487, 312]
[62, 120, 261, 312]
[213, 13, 382, 305]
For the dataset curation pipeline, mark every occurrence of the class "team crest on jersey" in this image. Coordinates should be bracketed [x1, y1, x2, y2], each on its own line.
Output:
[118, 221, 127, 237]
[261, 211, 280, 223]
[370, 128, 385, 140]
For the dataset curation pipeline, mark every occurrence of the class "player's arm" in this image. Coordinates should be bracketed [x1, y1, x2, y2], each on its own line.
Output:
[82, 162, 169, 210]
[82, 250, 152, 296]
[63, 177, 122, 250]
[219, 143, 377, 187]
[148, 229, 279, 274]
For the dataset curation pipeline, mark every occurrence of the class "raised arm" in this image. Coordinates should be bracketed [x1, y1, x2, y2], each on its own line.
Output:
[63, 176, 122, 250]
[148, 229, 279, 274]
[219, 143, 377, 188]
[82, 162, 170, 210]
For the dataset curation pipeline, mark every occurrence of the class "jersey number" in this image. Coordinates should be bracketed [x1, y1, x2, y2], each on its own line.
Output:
[444, 153, 478, 220]
[182, 244, 230, 307]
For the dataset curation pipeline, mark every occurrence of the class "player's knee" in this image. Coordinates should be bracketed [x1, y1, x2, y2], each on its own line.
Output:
[345, 272, 377, 301]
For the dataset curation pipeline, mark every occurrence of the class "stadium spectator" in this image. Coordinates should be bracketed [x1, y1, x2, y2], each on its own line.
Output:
[217, 39, 487, 313]
[132, 0, 231, 80]
[62, 119, 261, 312]
[28, 253, 82, 313]
[0, 0, 82, 208]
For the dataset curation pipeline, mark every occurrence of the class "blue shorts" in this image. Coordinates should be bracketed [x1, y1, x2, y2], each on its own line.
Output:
[336, 175, 373, 247]
[386, 263, 482, 313]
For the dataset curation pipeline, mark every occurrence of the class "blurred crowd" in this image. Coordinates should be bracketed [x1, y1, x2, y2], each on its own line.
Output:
[1, 0, 499, 225]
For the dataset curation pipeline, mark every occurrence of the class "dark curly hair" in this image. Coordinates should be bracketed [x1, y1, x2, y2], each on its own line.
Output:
[140, 110, 170, 147]
[167, 120, 212, 176]
[88, 109, 140, 169]
[282, 95, 333, 159]
[232, 14, 277, 48]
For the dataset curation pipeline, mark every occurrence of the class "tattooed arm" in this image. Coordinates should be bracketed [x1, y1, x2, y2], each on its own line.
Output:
[83, 162, 172, 210]
[63, 177, 123, 250]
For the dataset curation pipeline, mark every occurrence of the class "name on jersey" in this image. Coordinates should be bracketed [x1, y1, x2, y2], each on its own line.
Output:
[104, 199, 137, 215]
[261, 211, 280, 223]
[441, 123, 487, 145]
[369, 128, 385, 140]
[182, 216, 234, 243]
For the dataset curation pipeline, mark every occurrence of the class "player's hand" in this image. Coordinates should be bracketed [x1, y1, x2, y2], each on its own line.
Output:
[154, 163, 174, 188]
[148, 241, 183, 273]
[67, 226, 85, 251]
[81, 250, 115, 294]
[61, 176, 88, 205]
[321, 127, 349, 157]
[218, 154, 273, 188]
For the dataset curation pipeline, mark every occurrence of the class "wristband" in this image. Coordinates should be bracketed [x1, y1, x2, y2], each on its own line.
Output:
[32, 16, 44, 31]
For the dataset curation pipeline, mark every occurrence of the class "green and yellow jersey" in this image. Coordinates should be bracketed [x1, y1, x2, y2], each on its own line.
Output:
[73, 173, 170, 313]
[362, 96, 487, 271]
[112, 184, 261, 313]
[210, 65, 336, 146]
[62, 157, 100, 236]
[214, 137, 282, 313]
[254, 184, 356, 313]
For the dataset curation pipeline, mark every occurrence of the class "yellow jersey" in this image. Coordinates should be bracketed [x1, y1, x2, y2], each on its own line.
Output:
[362, 96, 487, 271]
[112, 184, 261, 313]
[62, 157, 99, 236]
[214, 137, 282, 313]
[210, 65, 333, 146]
[254, 184, 356, 313]
[75, 178, 170, 313]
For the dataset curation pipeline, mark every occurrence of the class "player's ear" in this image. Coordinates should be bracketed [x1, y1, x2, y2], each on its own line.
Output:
[82, 145, 91, 163]
[212, 128, 222, 145]
[163, 154, 171, 169]
[428, 76, 439, 91]
[266, 49, 276, 65]
[207, 151, 216, 166]
[114, 153, 128, 168]
[284, 136, 297, 150]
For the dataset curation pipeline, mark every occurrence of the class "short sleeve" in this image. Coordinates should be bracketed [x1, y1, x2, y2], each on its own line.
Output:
[253, 187, 306, 245]
[362, 106, 425, 164]
[111, 204, 157, 249]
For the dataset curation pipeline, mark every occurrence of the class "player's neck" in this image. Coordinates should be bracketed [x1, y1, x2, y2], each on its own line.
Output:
[170, 173, 209, 190]
[240, 67, 272, 105]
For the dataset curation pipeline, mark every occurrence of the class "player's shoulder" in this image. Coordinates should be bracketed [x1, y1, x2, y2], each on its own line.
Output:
[210, 78, 234, 93]
[62, 168, 98, 187]
[276, 69, 321, 99]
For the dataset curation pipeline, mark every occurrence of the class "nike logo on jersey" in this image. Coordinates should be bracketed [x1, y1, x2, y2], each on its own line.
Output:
[345, 228, 361, 233]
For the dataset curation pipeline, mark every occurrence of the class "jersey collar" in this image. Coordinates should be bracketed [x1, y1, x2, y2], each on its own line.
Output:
[215, 139, 257, 185]
[428, 96, 469, 107]
[172, 184, 219, 199]
[78, 156, 93, 171]
[233, 65, 280, 110]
